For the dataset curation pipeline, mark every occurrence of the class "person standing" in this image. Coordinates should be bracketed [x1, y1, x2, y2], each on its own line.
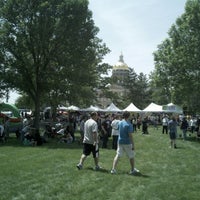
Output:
[76, 112, 100, 170]
[132, 117, 137, 133]
[168, 117, 178, 148]
[162, 115, 169, 134]
[101, 114, 112, 148]
[68, 113, 76, 142]
[111, 111, 139, 175]
[180, 117, 189, 140]
[142, 116, 149, 134]
[79, 115, 88, 143]
[189, 117, 196, 133]
[111, 114, 120, 150]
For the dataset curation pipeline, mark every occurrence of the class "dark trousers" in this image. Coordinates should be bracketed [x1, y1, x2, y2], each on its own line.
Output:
[162, 125, 168, 134]
[102, 134, 108, 148]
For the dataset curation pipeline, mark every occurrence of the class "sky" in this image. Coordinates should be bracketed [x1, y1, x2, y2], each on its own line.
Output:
[5, 0, 188, 104]
[89, 0, 187, 74]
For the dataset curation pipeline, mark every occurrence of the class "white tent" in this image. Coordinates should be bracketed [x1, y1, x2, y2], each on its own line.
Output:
[104, 103, 121, 112]
[123, 103, 141, 112]
[58, 106, 69, 111]
[142, 102, 163, 112]
[82, 105, 103, 112]
[67, 105, 80, 111]
[162, 103, 183, 114]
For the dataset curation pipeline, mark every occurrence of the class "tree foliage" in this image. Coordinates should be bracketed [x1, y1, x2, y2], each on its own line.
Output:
[123, 68, 152, 109]
[151, 0, 200, 114]
[0, 0, 110, 127]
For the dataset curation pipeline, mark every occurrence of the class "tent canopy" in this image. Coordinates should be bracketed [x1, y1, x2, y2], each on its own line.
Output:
[66, 105, 80, 111]
[81, 105, 103, 112]
[104, 103, 121, 112]
[142, 102, 163, 112]
[0, 102, 21, 118]
[123, 103, 141, 112]
[58, 106, 68, 110]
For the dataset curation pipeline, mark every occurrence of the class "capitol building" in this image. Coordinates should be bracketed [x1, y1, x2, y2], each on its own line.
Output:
[96, 53, 130, 108]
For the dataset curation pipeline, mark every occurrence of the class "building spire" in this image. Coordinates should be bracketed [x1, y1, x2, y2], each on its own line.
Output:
[119, 52, 124, 63]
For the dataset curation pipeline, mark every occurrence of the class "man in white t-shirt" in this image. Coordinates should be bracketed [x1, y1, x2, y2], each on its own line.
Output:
[76, 112, 100, 170]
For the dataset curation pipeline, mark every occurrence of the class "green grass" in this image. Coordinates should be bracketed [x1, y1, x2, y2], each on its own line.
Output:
[0, 126, 199, 200]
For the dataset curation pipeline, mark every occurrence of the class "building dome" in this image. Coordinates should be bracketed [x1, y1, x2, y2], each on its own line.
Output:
[113, 54, 129, 71]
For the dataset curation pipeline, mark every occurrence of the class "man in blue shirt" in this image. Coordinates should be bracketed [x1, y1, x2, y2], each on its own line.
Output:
[111, 111, 139, 175]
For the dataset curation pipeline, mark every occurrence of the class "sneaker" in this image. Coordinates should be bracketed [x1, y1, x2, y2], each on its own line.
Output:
[76, 164, 82, 170]
[94, 165, 101, 171]
[129, 168, 140, 175]
[111, 169, 117, 174]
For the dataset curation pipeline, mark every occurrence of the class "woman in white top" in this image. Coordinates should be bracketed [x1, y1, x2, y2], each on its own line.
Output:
[111, 114, 120, 150]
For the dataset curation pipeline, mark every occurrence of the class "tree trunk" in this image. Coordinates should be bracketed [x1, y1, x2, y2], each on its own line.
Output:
[33, 92, 41, 131]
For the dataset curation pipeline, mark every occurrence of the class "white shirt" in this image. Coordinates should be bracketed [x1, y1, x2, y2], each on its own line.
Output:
[83, 118, 98, 144]
[162, 117, 168, 126]
[111, 119, 120, 136]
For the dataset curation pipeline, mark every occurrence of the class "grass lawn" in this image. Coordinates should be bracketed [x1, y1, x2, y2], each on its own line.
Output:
[0, 126, 199, 200]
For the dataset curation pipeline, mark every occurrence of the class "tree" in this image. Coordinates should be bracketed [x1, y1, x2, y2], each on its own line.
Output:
[123, 69, 151, 109]
[150, 39, 173, 105]
[0, 0, 110, 128]
[152, 0, 200, 114]
[15, 94, 34, 110]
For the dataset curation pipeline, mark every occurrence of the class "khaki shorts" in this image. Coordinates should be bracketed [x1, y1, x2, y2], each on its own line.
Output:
[117, 144, 134, 159]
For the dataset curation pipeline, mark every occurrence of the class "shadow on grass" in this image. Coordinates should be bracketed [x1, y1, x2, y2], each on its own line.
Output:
[172, 145, 186, 149]
[0, 135, 115, 150]
[84, 167, 150, 178]
[128, 172, 150, 178]
[177, 134, 200, 143]
[186, 136, 200, 143]
[86, 167, 110, 174]
[0, 136, 84, 150]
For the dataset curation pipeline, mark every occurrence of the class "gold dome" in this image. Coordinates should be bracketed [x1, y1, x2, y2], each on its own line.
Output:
[113, 54, 129, 71]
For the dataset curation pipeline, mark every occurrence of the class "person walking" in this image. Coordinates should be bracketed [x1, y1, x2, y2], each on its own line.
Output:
[111, 114, 120, 150]
[111, 111, 139, 175]
[76, 112, 100, 170]
[168, 117, 178, 148]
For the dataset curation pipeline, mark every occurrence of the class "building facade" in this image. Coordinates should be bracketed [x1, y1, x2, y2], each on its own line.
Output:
[96, 53, 130, 108]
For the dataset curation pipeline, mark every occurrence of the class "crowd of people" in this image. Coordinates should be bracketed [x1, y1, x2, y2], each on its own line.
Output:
[75, 111, 200, 175]
[1, 108, 199, 175]
[15, 110, 200, 150]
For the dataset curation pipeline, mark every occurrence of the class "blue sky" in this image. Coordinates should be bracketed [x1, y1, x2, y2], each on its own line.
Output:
[89, 0, 187, 75]
[6, 0, 188, 104]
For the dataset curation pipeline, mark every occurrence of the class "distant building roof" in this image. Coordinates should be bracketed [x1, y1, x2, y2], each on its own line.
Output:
[113, 53, 129, 71]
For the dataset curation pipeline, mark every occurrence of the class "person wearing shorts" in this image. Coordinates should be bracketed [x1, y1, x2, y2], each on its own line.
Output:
[111, 111, 139, 175]
[77, 112, 100, 170]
